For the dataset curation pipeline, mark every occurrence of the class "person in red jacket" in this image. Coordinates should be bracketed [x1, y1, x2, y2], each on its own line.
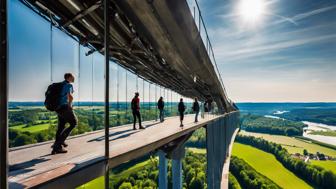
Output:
[131, 92, 145, 130]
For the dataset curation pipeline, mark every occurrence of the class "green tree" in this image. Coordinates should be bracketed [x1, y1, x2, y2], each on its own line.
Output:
[119, 182, 132, 189]
[189, 176, 204, 189]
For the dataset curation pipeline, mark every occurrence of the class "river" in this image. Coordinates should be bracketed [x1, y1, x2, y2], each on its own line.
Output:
[302, 121, 336, 146]
[264, 115, 336, 146]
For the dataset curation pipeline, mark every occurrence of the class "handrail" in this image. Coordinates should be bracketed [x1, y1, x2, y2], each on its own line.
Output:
[188, 0, 228, 99]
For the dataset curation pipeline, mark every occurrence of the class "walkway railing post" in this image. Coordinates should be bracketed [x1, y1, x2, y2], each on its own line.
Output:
[0, 0, 8, 188]
[104, 0, 110, 188]
[158, 150, 168, 189]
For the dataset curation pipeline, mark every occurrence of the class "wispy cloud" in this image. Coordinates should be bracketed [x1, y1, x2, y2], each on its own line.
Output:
[209, 21, 336, 63]
[189, 0, 336, 101]
[273, 5, 336, 25]
[218, 34, 336, 62]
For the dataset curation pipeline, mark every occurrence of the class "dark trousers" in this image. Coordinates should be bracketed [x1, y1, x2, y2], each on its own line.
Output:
[195, 111, 199, 122]
[159, 109, 164, 122]
[132, 110, 141, 128]
[179, 112, 184, 121]
[54, 106, 77, 149]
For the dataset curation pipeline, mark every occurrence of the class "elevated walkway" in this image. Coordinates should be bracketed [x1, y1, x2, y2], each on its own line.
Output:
[9, 114, 225, 188]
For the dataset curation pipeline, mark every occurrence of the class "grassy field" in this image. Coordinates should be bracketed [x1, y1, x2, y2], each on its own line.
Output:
[110, 160, 152, 181]
[240, 131, 336, 157]
[10, 123, 52, 133]
[188, 147, 206, 154]
[76, 160, 152, 189]
[310, 160, 336, 174]
[232, 143, 313, 189]
[309, 130, 336, 137]
[77, 176, 104, 189]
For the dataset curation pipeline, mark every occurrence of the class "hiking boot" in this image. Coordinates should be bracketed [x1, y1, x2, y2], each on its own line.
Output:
[51, 142, 68, 148]
[139, 126, 145, 129]
[51, 147, 68, 155]
[180, 124, 184, 127]
[61, 142, 68, 148]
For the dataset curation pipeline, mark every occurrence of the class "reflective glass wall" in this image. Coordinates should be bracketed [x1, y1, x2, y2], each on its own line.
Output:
[8, 1, 105, 186]
[7, 0, 205, 187]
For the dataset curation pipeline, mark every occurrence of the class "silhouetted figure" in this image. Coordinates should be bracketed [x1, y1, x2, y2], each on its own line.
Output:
[207, 100, 213, 114]
[51, 73, 77, 154]
[192, 97, 200, 122]
[157, 97, 165, 122]
[131, 92, 145, 130]
[204, 101, 209, 113]
[178, 98, 186, 127]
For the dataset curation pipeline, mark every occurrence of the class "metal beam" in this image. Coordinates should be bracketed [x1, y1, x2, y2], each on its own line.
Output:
[104, 0, 110, 188]
[0, 0, 8, 189]
[63, 1, 102, 27]
[0, 0, 8, 188]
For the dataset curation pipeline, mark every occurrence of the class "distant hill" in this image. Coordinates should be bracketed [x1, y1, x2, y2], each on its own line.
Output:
[236, 102, 336, 115]
[280, 108, 336, 126]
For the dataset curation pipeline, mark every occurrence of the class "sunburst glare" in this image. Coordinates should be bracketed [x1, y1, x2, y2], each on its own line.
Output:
[237, 0, 267, 25]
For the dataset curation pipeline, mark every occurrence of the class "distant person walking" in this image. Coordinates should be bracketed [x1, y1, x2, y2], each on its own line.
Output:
[192, 97, 200, 122]
[131, 92, 145, 130]
[157, 97, 165, 122]
[178, 98, 186, 127]
[45, 73, 77, 154]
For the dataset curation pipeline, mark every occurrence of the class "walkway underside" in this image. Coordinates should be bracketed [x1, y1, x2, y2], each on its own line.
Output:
[9, 114, 227, 188]
[22, 0, 234, 112]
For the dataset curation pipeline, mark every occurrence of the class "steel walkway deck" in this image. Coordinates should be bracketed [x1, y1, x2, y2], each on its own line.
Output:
[9, 114, 222, 188]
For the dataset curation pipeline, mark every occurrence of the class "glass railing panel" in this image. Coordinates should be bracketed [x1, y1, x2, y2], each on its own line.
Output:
[8, 2, 105, 185]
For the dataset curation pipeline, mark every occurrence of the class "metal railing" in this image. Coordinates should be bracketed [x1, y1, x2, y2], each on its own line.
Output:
[187, 0, 228, 99]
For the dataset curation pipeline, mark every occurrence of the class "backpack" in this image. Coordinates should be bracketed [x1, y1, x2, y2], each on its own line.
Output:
[44, 82, 65, 111]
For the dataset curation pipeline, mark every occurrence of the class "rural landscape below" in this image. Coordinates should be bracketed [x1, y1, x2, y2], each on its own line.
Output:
[8, 102, 336, 188]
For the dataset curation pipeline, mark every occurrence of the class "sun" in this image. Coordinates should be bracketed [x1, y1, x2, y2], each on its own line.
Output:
[237, 0, 266, 24]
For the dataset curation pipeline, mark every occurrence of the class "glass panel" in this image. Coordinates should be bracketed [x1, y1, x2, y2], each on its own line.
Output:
[110, 62, 118, 127]
[149, 83, 156, 120]
[126, 72, 137, 124]
[8, 2, 105, 186]
[118, 66, 127, 125]
[8, 1, 52, 148]
[138, 78, 144, 112]
[92, 53, 105, 128]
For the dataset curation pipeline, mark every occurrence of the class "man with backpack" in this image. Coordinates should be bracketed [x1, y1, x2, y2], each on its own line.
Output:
[192, 97, 200, 123]
[157, 96, 165, 122]
[131, 92, 145, 130]
[45, 73, 77, 154]
[178, 98, 186, 127]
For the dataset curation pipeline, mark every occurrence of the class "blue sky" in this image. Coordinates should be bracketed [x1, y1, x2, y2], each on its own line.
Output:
[191, 0, 336, 102]
[8, 0, 336, 102]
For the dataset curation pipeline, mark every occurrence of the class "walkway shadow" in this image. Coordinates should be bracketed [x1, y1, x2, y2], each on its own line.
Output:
[88, 121, 162, 142]
[87, 128, 135, 142]
[9, 181, 27, 189]
[9, 156, 51, 177]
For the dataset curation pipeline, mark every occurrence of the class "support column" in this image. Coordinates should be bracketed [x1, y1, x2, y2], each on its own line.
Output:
[172, 159, 182, 189]
[206, 113, 240, 189]
[171, 144, 185, 189]
[158, 150, 168, 189]
[0, 0, 8, 188]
